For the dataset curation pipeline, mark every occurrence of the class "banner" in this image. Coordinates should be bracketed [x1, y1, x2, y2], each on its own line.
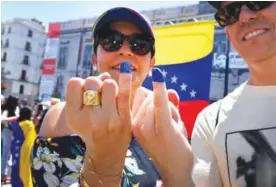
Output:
[143, 20, 215, 138]
[39, 23, 61, 101]
[39, 76, 56, 101]
[42, 59, 56, 75]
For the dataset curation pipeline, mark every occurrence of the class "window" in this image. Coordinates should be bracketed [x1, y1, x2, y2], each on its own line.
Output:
[82, 45, 92, 68]
[23, 55, 29, 65]
[19, 85, 24, 94]
[214, 33, 228, 54]
[82, 70, 89, 78]
[25, 42, 31, 52]
[58, 46, 69, 69]
[20, 70, 27, 81]
[4, 39, 9, 48]
[8, 27, 11, 34]
[28, 30, 33, 37]
[2, 52, 7, 62]
[52, 75, 64, 98]
[57, 75, 64, 89]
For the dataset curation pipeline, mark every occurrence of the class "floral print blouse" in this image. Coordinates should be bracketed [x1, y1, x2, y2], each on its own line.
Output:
[31, 136, 161, 187]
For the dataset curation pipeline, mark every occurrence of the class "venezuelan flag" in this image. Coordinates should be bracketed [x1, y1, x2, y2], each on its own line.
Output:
[143, 20, 215, 138]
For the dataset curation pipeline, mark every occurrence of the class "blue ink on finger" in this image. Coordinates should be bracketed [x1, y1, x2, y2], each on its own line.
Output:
[152, 68, 164, 82]
[120, 61, 132, 73]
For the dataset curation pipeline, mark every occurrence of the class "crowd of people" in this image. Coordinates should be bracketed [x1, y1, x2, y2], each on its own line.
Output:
[1, 95, 59, 185]
[1, 1, 276, 187]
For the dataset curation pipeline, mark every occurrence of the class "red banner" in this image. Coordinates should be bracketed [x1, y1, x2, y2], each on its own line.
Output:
[48, 23, 61, 38]
[42, 59, 56, 75]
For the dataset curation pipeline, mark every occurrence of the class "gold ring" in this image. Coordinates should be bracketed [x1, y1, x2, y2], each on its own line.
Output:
[83, 90, 101, 106]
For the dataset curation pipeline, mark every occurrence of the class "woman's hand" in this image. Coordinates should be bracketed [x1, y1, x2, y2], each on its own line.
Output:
[66, 62, 133, 180]
[132, 68, 193, 186]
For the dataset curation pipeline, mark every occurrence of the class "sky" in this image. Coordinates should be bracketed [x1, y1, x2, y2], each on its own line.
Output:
[1, 1, 198, 31]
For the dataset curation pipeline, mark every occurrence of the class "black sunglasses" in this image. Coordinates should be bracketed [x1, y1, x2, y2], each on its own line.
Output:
[97, 28, 154, 56]
[215, 1, 275, 27]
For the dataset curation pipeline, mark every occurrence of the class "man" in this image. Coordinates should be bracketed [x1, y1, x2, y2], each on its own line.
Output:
[191, 2, 276, 187]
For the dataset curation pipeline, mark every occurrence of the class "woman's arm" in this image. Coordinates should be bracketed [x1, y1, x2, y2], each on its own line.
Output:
[1, 116, 18, 123]
[80, 151, 123, 187]
[39, 102, 74, 137]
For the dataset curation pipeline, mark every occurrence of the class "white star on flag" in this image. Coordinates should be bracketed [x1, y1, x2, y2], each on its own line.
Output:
[171, 75, 178, 84]
[180, 83, 187, 91]
[161, 69, 168, 77]
[190, 90, 196, 98]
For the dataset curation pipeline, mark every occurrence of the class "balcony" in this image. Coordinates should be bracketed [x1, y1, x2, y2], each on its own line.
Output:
[1, 53, 7, 62]
[19, 70, 27, 81]
[19, 75, 27, 81]
[3, 43, 9, 48]
[25, 47, 31, 52]
[25, 42, 32, 52]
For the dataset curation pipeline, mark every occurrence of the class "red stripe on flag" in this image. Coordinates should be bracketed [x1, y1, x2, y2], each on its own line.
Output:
[179, 100, 209, 139]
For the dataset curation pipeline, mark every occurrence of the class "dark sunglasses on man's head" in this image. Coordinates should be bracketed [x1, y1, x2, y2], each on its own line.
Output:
[97, 28, 154, 56]
[215, 1, 275, 27]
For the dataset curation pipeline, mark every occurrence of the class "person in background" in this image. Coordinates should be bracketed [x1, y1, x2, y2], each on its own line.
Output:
[18, 98, 28, 110]
[1, 95, 19, 184]
[51, 98, 61, 106]
[35, 107, 49, 134]
[1, 94, 5, 135]
[1, 95, 5, 105]
[8, 106, 36, 187]
[32, 102, 44, 131]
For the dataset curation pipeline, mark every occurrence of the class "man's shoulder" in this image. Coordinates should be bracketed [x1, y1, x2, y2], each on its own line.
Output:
[200, 82, 246, 118]
[198, 100, 222, 120]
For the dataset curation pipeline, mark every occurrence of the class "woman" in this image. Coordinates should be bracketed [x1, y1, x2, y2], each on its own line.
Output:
[32, 7, 193, 187]
[1, 95, 19, 184]
[8, 106, 36, 187]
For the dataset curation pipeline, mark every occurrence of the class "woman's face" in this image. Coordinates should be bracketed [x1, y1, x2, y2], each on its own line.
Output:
[94, 21, 155, 91]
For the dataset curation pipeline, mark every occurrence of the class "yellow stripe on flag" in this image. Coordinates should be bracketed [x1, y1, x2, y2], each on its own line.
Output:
[153, 20, 215, 65]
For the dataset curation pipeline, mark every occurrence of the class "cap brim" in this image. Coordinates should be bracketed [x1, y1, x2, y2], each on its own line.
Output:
[208, 1, 222, 10]
[93, 7, 154, 39]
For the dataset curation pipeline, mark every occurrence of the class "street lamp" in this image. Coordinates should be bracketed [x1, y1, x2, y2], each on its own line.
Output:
[223, 37, 230, 97]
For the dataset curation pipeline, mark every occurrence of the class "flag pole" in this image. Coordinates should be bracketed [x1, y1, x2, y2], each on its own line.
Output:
[223, 37, 230, 97]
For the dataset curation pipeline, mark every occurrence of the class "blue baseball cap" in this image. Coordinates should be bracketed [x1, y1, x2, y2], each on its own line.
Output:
[92, 7, 155, 56]
[92, 7, 154, 40]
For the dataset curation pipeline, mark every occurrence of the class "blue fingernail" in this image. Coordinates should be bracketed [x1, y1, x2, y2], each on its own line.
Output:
[152, 68, 164, 82]
[120, 61, 132, 73]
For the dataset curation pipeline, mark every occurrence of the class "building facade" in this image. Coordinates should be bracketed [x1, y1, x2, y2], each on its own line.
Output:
[1, 18, 47, 102]
[40, 2, 249, 101]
